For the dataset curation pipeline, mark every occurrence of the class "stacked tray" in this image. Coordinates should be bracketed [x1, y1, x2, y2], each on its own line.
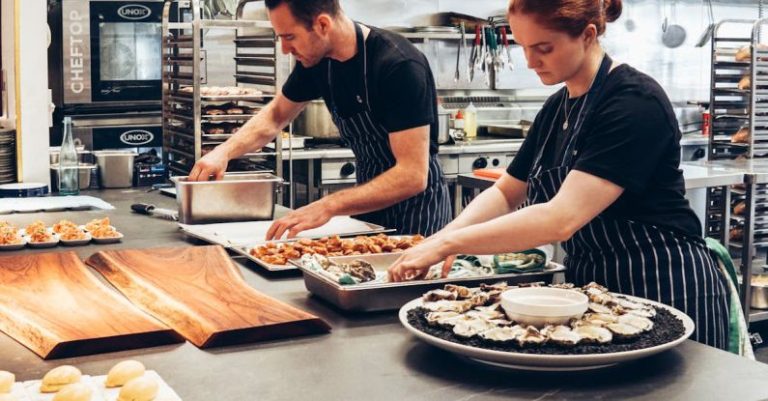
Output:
[0, 129, 16, 184]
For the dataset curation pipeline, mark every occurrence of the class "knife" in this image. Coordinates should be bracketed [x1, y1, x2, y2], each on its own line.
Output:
[131, 203, 179, 221]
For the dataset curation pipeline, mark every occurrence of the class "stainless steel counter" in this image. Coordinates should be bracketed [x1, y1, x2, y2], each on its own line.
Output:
[1, 189, 767, 401]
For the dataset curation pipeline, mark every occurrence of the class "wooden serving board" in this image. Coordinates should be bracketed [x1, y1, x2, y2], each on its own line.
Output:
[0, 251, 181, 359]
[86, 246, 331, 347]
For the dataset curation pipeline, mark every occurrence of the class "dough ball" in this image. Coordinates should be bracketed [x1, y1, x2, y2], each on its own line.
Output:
[105, 360, 146, 388]
[0, 371, 14, 393]
[117, 376, 158, 401]
[40, 365, 82, 393]
[52, 383, 92, 401]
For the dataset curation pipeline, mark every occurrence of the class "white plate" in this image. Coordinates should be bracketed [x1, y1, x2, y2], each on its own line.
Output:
[25, 233, 60, 248]
[91, 231, 123, 244]
[398, 293, 695, 371]
[0, 237, 27, 250]
[60, 232, 92, 246]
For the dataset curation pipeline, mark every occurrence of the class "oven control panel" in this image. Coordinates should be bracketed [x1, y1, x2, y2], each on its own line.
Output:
[320, 158, 357, 184]
[458, 153, 514, 174]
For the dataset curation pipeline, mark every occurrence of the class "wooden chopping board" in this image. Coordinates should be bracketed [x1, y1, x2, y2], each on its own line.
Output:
[0, 251, 181, 359]
[86, 246, 331, 347]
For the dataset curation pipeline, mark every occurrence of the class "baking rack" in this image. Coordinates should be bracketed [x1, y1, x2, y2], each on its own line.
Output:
[161, 0, 293, 189]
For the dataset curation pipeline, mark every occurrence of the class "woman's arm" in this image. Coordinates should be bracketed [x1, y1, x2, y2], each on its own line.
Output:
[388, 170, 624, 281]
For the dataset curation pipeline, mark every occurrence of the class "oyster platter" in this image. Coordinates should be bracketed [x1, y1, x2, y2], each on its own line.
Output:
[400, 281, 694, 371]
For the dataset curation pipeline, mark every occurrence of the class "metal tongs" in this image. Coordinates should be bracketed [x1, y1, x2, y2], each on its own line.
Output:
[500, 26, 514, 71]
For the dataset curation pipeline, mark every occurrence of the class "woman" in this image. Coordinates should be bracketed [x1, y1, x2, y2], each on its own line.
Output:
[388, 0, 730, 350]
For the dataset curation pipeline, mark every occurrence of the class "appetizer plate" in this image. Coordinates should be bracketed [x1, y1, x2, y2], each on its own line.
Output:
[398, 294, 694, 371]
[0, 237, 27, 251]
[26, 233, 60, 248]
[91, 232, 124, 244]
[60, 232, 92, 246]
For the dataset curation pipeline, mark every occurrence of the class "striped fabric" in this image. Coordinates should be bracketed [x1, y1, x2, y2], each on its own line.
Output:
[325, 23, 451, 236]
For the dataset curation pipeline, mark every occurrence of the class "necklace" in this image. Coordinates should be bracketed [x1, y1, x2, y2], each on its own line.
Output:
[562, 96, 582, 130]
[560, 53, 606, 130]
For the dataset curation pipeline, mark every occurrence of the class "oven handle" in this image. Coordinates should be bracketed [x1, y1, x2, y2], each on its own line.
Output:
[70, 116, 162, 128]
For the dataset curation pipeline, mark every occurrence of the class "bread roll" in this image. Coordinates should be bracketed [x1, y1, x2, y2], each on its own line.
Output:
[734, 201, 746, 216]
[0, 371, 14, 393]
[52, 383, 92, 401]
[40, 365, 82, 393]
[106, 360, 146, 388]
[735, 43, 768, 62]
[0, 394, 17, 401]
[738, 75, 751, 90]
[117, 376, 158, 401]
[730, 227, 744, 241]
[732, 127, 750, 144]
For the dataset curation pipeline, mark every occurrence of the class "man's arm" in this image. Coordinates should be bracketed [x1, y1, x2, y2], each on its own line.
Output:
[188, 93, 307, 181]
[265, 124, 431, 239]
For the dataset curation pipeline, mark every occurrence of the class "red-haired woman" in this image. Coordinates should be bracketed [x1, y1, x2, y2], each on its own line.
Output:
[389, 0, 729, 349]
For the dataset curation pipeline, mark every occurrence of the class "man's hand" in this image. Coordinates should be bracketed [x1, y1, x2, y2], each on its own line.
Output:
[266, 201, 334, 240]
[188, 151, 229, 181]
[387, 238, 454, 282]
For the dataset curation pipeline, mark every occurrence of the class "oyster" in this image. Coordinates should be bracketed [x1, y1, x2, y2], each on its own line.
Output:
[627, 308, 657, 319]
[425, 311, 462, 326]
[544, 325, 582, 347]
[550, 283, 575, 290]
[466, 307, 505, 321]
[574, 325, 613, 344]
[588, 302, 613, 314]
[453, 318, 496, 338]
[583, 282, 609, 293]
[583, 313, 619, 327]
[517, 326, 547, 347]
[444, 284, 473, 299]
[424, 300, 473, 313]
[486, 290, 503, 304]
[468, 291, 491, 307]
[615, 297, 645, 310]
[423, 289, 457, 302]
[618, 314, 654, 332]
[480, 282, 509, 292]
[606, 323, 644, 340]
[480, 326, 522, 342]
[518, 281, 545, 288]
[588, 290, 614, 305]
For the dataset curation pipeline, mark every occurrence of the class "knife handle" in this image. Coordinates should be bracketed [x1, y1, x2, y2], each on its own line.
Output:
[131, 203, 156, 215]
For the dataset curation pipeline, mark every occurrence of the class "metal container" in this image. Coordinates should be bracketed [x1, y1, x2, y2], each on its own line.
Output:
[50, 163, 97, 191]
[94, 150, 137, 188]
[172, 172, 283, 224]
[750, 274, 768, 310]
[437, 110, 451, 144]
[293, 100, 339, 139]
[49, 148, 91, 165]
[296, 254, 566, 312]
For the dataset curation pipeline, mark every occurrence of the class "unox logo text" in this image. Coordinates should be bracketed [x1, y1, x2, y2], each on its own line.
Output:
[117, 4, 151, 20]
[120, 130, 154, 146]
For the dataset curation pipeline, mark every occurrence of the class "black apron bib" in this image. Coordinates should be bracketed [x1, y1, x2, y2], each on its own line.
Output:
[325, 23, 451, 236]
[526, 55, 730, 350]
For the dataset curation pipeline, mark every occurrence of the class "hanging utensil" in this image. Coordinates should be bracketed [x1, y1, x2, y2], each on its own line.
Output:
[662, 0, 687, 48]
[501, 26, 514, 71]
[695, 0, 715, 47]
[454, 24, 462, 83]
[469, 25, 482, 82]
[461, 22, 468, 82]
[624, 2, 636, 32]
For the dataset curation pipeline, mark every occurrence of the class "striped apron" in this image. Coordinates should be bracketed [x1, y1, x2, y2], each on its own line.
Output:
[325, 23, 451, 236]
[526, 55, 730, 350]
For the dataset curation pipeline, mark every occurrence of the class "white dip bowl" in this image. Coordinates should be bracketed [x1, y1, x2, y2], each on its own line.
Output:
[500, 287, 589, 327]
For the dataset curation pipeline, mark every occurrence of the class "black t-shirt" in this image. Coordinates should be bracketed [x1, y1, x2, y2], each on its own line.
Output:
[282, 25, 439, 155]
[507, 64, 702, 237]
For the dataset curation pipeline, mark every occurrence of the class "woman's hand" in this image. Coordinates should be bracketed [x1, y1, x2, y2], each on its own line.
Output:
[387, 237, 455, 282]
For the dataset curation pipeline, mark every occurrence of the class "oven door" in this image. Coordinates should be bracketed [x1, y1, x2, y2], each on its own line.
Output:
[62, 0, 165, 106]
[69, 112, 163, 152]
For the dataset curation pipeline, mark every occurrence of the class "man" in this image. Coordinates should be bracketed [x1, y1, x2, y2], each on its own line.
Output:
[188, 0, 451, 240]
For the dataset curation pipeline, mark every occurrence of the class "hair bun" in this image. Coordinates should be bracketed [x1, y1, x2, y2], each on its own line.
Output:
[604, 0, 623, 23]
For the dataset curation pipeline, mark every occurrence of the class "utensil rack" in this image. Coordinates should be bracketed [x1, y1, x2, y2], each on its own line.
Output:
[161, 0, 293, 193]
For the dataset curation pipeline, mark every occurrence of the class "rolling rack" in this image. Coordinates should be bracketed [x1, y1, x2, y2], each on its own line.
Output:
[709, 19, 768, 324]
[161, 0, 295, 204]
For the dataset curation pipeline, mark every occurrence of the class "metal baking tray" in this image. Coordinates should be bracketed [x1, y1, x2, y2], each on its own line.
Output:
[231, 233, 410, 272]
[172, 172, 282, 224]
[294, 253, 566, 312]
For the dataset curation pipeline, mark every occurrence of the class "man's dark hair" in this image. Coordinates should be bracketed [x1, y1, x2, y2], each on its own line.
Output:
[265, 0, 341, 29]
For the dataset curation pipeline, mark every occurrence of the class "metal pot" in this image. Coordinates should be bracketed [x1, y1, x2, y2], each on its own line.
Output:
[437, 110, 451, 144]
[751, 274, 768, 310]
[293, 100, 339, 139]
